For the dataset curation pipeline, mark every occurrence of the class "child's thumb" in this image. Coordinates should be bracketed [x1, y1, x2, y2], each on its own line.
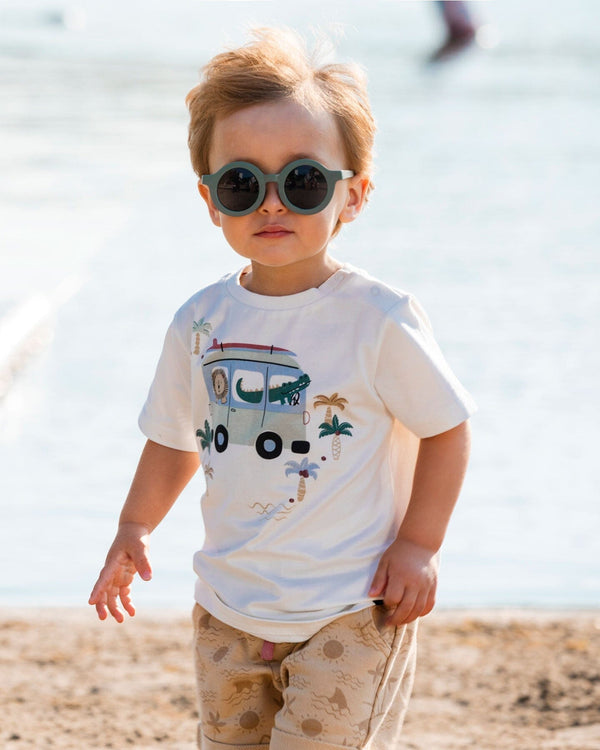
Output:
[368, 564, 387, 598]
[134, 549, 153, 581]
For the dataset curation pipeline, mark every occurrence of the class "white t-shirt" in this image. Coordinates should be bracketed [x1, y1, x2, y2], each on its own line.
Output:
[139, 264, 476, 641]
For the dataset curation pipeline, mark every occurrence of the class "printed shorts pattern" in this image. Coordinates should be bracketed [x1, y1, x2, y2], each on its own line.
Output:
[193, 603, 417, 750]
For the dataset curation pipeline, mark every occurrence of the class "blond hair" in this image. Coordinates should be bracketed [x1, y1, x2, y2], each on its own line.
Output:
[185, 28, 376, 181]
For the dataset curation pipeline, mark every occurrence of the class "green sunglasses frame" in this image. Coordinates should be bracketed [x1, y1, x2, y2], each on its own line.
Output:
[201, 158, 355, 216]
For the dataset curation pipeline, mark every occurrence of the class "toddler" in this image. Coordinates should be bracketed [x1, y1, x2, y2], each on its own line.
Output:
[90, 28, 476, 750]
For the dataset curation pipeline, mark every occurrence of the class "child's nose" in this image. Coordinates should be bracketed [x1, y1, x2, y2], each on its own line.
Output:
[259, 181, 286, 213]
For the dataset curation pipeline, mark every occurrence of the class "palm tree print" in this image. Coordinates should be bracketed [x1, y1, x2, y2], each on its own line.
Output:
[285, 457, 320, 502]
[313, 393, 348, 426]
[192, 318, 212, 355]
[205, 711, 226, 734]
[203, 461, 214, 493]
[319, 414, 353, 460]
[196, 420, 213, 452]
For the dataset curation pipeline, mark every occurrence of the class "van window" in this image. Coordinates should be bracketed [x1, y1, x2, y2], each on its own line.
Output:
[233, 368, 265, 405]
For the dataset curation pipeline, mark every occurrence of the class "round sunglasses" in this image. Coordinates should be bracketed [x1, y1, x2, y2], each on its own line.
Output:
[201, 159, 354, 216]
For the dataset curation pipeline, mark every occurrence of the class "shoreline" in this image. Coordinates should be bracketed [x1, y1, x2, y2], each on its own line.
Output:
[2, 607, 599, 749]
[3, 603, 599, 624]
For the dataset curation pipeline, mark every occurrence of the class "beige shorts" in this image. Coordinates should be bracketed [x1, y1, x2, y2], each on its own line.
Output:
[192, 603, 417, 750]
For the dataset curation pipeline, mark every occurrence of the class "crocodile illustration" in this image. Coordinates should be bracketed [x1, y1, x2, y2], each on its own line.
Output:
[235, 373, 311, 406]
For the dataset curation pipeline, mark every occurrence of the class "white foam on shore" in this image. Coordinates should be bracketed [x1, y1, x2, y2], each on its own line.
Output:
[0, 274, 85, 399]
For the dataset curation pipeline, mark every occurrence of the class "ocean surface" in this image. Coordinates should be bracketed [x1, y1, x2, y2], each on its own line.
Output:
[0, 0, 598, 610]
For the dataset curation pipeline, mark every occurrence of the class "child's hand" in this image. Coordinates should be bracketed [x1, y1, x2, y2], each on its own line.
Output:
[368, 537, 439, 626]
[88, 522, 152, 623]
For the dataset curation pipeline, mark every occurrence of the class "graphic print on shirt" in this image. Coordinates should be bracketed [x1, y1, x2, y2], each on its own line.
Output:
[202, 461, 214, 492]
[248, 457, 321, 520]
[200, 339, 311, 461]
[249, 499, 295, 521]
[196, 419, 214, 453]
[211, 368, 229, 404]
[192, 318, 213, 355]
[195, 418, 215, 491]
[285, 457, 321, 502]
[314, 393, 354, 460]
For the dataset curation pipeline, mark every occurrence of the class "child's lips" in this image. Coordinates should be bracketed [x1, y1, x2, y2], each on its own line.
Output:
[255, 224, 293, 239]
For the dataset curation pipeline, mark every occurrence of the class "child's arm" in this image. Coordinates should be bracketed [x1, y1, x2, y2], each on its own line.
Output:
[368, 420, 471, 626]
[89, 439, 200, 622]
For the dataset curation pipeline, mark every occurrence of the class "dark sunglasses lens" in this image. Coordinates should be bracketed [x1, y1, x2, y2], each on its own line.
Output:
[284, 164, 328, 210]
[216, 167, 259, 212]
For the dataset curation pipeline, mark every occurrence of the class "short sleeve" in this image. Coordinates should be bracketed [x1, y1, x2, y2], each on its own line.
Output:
[374, 295, 476, 438]
[138, 314, 198, 452]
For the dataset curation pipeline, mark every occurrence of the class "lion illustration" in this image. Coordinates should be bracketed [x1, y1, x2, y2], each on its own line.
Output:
[211, 368, 229, 404]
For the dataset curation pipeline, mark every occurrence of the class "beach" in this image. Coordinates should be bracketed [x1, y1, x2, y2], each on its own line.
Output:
[2, 608, 599, 749]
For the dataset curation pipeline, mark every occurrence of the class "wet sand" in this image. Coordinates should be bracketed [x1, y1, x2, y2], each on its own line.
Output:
[1, 608, 599, 749]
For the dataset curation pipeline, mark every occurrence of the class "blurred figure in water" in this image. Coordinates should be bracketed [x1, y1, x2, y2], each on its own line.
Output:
[430, 1, 479, 62]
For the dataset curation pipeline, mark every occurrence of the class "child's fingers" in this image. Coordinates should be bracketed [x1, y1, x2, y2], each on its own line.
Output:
[422, 588, 436, 618]
[88, 585, 101, 607]
[94, 601, 108, 621]
[120, 538, 152, 582]
[90, 587, 116, 622]
[368, 564, 388, 598]
[396, 590, 428, 625]
[119, 587, 136, 618]
[89, 543, 150, 621]
[106, 587, 126, 623]
[89, 566, 129, 621]
[388, 585, 436, 626]
[88, 572, 111, 607]
[386, 588, 416, 626]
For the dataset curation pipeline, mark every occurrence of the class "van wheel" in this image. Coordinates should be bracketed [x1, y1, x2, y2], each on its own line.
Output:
[255, 432, 282, 460]
[214, 425, 228, 453]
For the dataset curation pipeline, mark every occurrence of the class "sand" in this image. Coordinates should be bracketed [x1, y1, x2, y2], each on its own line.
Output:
[1, 608, 599, 749]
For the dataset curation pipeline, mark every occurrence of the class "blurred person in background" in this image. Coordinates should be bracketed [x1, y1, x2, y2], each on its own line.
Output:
[430, 1, 479, 62]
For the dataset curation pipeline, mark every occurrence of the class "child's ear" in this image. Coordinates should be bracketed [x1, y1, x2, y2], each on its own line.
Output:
[198, 181, 222, 227]
[339, 175, 371, 224]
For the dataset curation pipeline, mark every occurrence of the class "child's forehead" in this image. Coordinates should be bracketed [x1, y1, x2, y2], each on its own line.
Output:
[209, 99, 346, 171]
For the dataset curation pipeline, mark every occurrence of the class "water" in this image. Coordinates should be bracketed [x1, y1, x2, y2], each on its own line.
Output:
[0, 0, 598, 610]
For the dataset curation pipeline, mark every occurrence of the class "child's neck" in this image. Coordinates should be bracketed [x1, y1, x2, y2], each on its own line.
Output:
[240, 256, 343, 297]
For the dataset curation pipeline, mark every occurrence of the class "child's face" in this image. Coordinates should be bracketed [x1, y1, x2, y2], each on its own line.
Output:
[198, 98, 368, 279]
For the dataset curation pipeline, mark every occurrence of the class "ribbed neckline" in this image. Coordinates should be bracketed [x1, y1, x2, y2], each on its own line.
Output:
[225, 265, 351, 310]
